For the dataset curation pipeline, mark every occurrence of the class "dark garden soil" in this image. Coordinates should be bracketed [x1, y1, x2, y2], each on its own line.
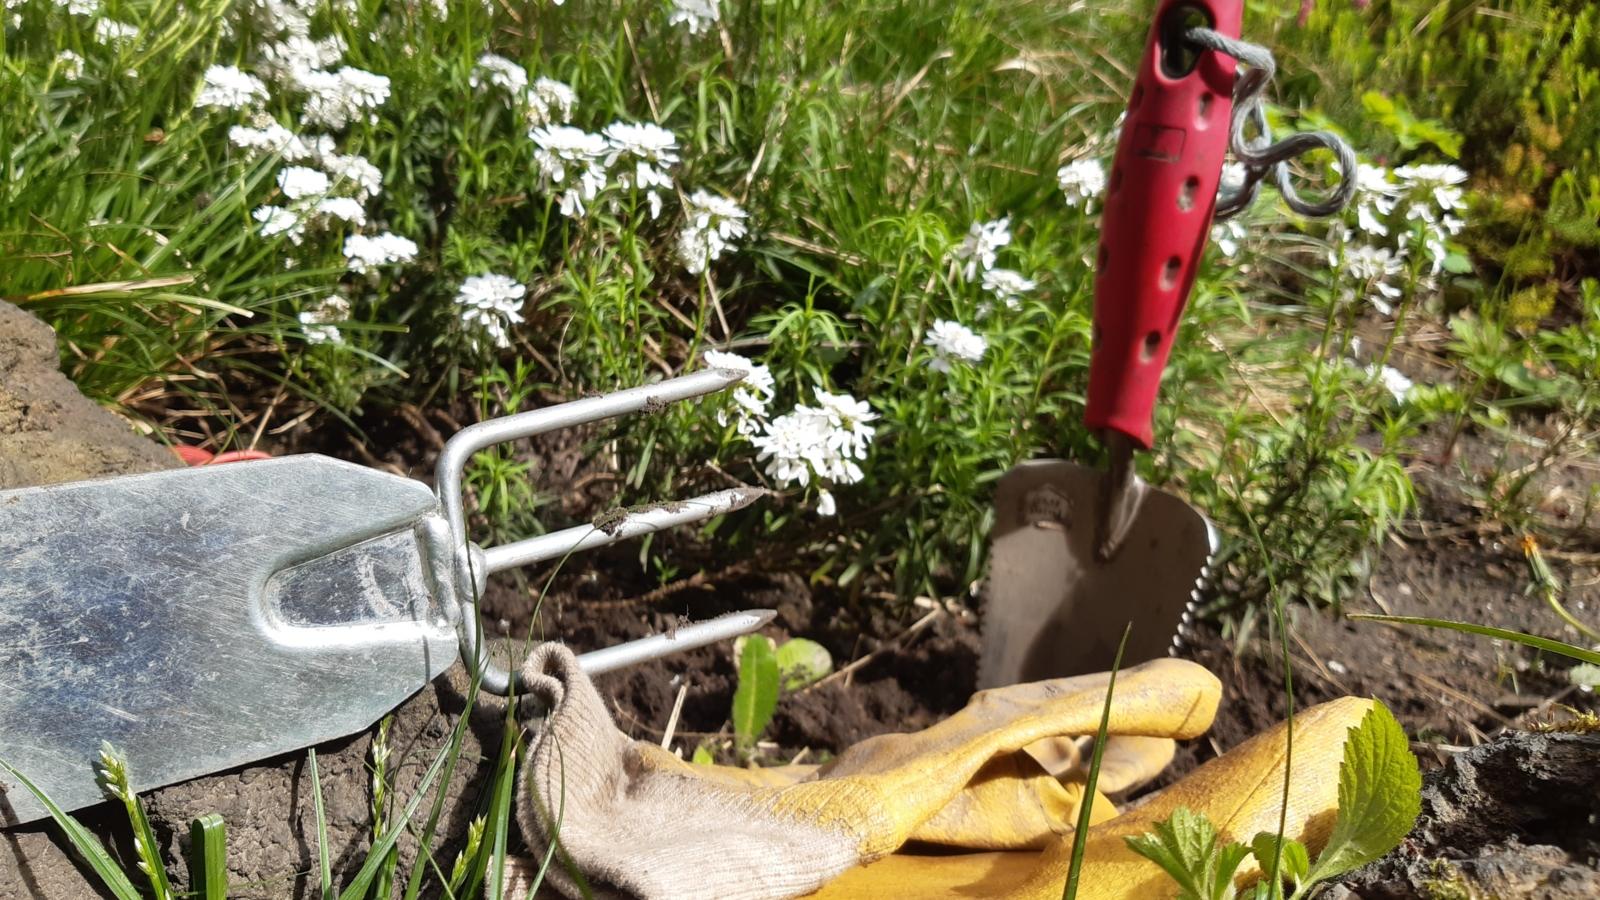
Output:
[4, 298, 1598, 898]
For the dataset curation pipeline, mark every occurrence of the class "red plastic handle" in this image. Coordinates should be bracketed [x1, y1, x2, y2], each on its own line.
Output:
[1083, 0, 1242, 449]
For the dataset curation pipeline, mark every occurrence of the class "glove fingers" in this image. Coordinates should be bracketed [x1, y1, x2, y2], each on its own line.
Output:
[1094, 735, 1177, 796]
[776, 658, 1217, 858]
[805, 697, 1371, 900]
[1012, 696, 1375, 898]
[909, 753, 1117, 850]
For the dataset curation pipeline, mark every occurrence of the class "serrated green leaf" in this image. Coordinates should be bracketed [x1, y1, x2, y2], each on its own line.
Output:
[1215, 842, 1252, 898]
[1304, 702, 1421, 884]
[1124, 807, 1243, 900]
[1250, 833, 1308, 888]
[775, 638, 833, 691]
[732, 635, 779, 752]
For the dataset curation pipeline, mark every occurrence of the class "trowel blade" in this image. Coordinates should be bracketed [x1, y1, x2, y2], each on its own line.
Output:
[0, 456, 460, 825]
[978, 459, 1216, 689]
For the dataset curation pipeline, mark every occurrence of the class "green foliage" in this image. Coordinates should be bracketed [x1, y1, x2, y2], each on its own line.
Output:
[1307, 702, 1423, 885]
[0, 755, 143, 900]
[1127, 701, 1421, 900]
[774, 637, 833, 691]
[1270, 0, 1600, 297]
[188, 814, 229, 900]
[732, 634, 834, 755]
[1350, 614, 1600, 667]
[732, 634, 780, 755]
[1124, 807, 1252, 900]
[97, 742, 173, 900]
[1359, 92, 1462, 158]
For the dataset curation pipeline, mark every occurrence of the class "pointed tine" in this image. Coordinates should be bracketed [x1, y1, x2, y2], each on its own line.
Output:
[482, 487, 766, 575]
[437, 367, 748, 560]
[578, 609, 776, 676]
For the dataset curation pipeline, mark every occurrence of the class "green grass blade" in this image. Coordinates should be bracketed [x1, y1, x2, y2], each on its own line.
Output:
[482, 700, 522, 900]
[188, 814, 228, 900]
[1062, 621, 1132, 900]
[338, 725, 461, 900]
[0, 756, 143, 900]
[1349, 614, 1600, 665]
[309, 749, 333, 900]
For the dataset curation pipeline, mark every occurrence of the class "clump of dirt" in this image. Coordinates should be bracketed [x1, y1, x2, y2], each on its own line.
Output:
[0, 301, 177, 489]
[1335, 730, 1600, 899]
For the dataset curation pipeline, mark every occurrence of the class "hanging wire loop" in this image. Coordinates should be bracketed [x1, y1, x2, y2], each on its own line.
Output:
[1185, 26, 1358, 221]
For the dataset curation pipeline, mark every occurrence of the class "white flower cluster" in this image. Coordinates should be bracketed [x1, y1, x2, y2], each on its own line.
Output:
[299, 294, 350, 345]
[1335, 161, 1469, 314]
[343, 233, 419, 273]
[1057, 158, 1107, 211]
[193, 12, 415, 278]
[196, 65, 269, 111]
[677, 190, 749, 273]
[703, 351, 875, 516]
[454, 274, 527, 350]
[952, 217, 1011, 281]
[245, 139, 390, 248]
[924, 319, 987, 372]
[950, 216, 1037, 317]
[470, 54, 529, 94]
[471, 54, 580, 132]
[703, 349, 775, 437]
[669, 0, 720, 34]
[530, 119, 684, 221]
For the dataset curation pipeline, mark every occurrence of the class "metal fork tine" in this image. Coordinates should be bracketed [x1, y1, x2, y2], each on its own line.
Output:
[437, 369, 769, 695]
[577, 610, 776, 677]
[482, 487, 766, 574]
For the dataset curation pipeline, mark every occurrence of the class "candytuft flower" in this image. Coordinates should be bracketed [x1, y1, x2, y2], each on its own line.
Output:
[702, 349, 774, 437]
[322, 152, 382, 200]
[277, 165, 330, 200]
[1057, 158, 1106, 210]
[311, 196, 366, 226]
[343, 232, 418, 273]
[299, 295, 350, 345]
[980, 268, 1035, 313]
[300, 66, 390, 129]
[471, 54, 529, 94]
[668, 0, 720, 34]
[531, 125, 609, 218]
[253, 205, 305, 243]
[524, 78, 577, 127]
[454, 274, 526, 350]
[952, 217, 1011, 281]
[603, 121, 679, 218]
[677, 190, 748, 274]
[195, 65, 269, 110]
[924, 319, 986, 372]
[750, 391, 876, 489]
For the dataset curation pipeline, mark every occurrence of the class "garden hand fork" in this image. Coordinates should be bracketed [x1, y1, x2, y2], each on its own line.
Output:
[0, 368, 769, 825]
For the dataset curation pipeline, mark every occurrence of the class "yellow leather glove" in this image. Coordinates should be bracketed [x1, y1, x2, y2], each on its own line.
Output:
[510, 642, 1369, 900]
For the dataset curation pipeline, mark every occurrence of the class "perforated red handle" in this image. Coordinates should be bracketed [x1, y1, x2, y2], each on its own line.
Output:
[1083, 0, 1242, 450]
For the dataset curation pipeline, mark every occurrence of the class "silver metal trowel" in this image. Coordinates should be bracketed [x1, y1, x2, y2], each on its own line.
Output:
[0, 368, 772, 825]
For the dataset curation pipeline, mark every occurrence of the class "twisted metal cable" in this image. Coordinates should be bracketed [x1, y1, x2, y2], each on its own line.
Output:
[1186, 27, 1357, 221]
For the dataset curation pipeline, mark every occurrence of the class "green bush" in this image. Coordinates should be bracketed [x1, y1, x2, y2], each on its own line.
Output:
[1268, 0, 1600, 315]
